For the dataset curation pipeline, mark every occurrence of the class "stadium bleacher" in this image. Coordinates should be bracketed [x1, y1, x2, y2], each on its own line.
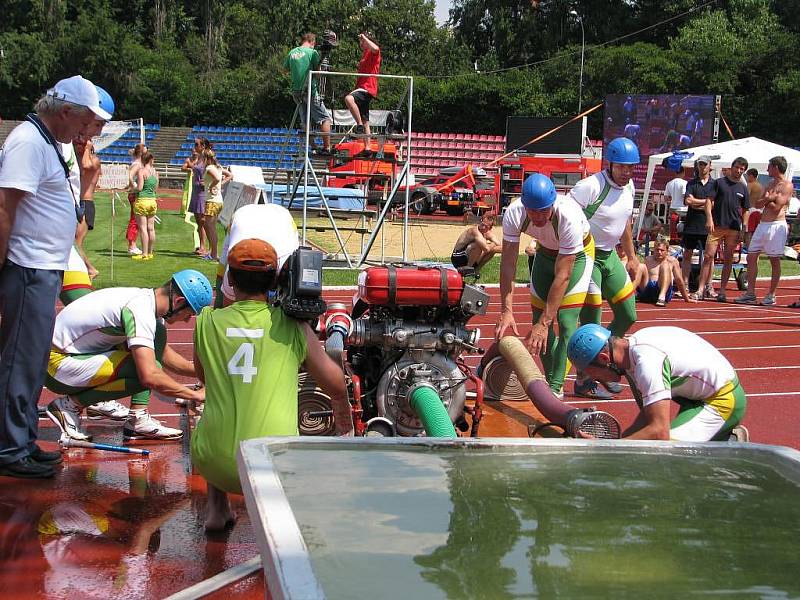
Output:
[102, 123, 507, 175]
[95, 123, 159, 161]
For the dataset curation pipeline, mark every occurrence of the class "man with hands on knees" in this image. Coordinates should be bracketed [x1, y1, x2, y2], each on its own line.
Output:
[495, 173, 595, 398]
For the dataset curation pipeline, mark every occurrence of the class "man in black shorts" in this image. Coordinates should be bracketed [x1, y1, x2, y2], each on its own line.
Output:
[450, 212, 501, 274]
[681, 155, 716, 296]
[344, 33, 381, 151]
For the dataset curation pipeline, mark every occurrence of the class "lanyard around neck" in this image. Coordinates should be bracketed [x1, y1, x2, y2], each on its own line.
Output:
[25, 113, 83, 223]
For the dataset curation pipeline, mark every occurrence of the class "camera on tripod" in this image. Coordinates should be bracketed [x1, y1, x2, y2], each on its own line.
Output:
[319, 30, 338, 56]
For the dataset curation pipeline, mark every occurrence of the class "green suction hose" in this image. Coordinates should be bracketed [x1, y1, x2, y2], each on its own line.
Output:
[409, 385, 457, 438]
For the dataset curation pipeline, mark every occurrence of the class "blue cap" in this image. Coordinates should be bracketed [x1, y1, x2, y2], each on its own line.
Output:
[521, 173, 557, 210]
[567, 324, 612, 370]
[606, 137, 640, 165]
[172, 269, 213, 314]
[94, 85, 115, 119]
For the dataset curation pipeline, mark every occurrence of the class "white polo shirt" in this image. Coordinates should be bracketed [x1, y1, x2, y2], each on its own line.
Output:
[0, 121, 77, 270]
[626, 327, 737, 407]
[52, 287, 160, 354]
[569, 170, 635, 252]
[502, 195, 590, 254]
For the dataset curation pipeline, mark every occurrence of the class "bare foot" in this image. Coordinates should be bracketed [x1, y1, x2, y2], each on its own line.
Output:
[204, 484, 235, 532]
[204, 510, 235, 532]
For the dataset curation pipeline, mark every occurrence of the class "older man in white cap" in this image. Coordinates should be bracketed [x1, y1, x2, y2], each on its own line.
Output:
[0, 75, 110, 479]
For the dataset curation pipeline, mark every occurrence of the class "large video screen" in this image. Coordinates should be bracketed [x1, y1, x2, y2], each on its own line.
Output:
[603, 94, 718, 190]
[506, 116, 585, 155]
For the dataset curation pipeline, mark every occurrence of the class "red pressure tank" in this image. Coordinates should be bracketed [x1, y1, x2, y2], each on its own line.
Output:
[357, 266, 464, 307]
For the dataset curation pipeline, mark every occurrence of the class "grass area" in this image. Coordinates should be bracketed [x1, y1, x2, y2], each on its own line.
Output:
[85, 193, 530, 289]
[85, 193, 221, 290]
[84, 193, 798, 290]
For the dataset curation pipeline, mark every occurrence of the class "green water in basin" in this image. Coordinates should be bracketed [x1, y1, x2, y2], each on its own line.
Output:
[271, 447, 800, 599]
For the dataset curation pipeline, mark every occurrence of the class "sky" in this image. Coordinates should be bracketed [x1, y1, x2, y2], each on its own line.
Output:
[434, 0, 451, 25]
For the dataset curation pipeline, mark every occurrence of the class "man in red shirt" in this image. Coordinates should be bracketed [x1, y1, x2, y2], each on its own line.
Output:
[344, 32, 381, 152]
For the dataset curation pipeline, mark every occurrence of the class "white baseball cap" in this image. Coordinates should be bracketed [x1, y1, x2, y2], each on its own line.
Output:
[47, 76, 112, 121]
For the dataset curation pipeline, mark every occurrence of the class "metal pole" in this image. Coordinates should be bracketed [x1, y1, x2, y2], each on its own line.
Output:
[578, 19, 584, 113]
[305, 160, 354, 268]
[403, 76, 414, 263]
[358, 161, 411, 266]
[303, 73, 313, 245]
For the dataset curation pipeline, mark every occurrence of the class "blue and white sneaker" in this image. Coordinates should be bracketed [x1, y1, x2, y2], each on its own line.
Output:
[573, 379, 613, 400]
[599, 380, 623, 394]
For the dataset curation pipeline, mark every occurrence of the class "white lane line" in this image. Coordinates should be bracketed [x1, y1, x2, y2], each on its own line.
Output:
[722, 344, 800, 351]
[565, 390, 800, 406]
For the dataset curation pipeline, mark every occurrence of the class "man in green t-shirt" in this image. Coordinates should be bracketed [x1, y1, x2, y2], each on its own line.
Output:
[284, 32, 333, 155]
[192, 236, 353, 531]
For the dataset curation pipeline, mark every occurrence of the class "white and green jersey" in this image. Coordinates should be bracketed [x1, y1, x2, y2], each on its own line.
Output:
[52, 287, 160, 353]
[625, 327, 737, 408]
[191, 300, 307, 493]
[502, 195, 591, 254]
[569, 170, 634, 251]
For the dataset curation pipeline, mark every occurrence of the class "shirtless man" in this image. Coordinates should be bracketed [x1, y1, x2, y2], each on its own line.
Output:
[73, 128, 102, 278]
[451, 212, 502, 275]
[737, 156, 792, 306]
[633, 240, 695, 307]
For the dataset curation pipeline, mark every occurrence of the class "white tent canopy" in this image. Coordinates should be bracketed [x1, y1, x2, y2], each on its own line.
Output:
[638, 136, 800, 234]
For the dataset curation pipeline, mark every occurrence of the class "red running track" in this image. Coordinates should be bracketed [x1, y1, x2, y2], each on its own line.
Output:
[8, 278, 797, 599]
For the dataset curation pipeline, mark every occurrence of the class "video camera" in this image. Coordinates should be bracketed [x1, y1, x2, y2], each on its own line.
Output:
[319, 30, 338, 56]
[276, 247, 327, 321]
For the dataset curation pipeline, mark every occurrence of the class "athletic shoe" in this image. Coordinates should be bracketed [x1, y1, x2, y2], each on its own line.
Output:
[761, 293, 776, 306]
[573, 379, 613, 400]
[729, 425, 750, 442]
[128, 246, 143, 255]
[0, 456, 55, 479]
[551, 389, 564, 400]
[716, 292, 727, 303]
[131, 254, 145, 261]
[734, 292, 757, 305]
[142, 254, 154, 261]
[86, 400, 129, 421]
[599, 380, 623, 394]
[703, 285, 718, 300]
[46, 396, 92, 441]
[30, 445, 63, 465]
[123, 409, 183, 441]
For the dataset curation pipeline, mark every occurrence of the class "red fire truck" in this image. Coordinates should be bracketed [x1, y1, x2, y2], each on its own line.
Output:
[495, 153, 603, 211]
[325, 138, 398, 204]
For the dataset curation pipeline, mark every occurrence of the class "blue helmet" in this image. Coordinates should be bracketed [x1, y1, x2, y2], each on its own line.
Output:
[606, 136, 640, 165]
[95, 85, 115, 119]
[567, 324, 612, 371]
[172, 269, 213, 314]
[521, 173, 557, 210]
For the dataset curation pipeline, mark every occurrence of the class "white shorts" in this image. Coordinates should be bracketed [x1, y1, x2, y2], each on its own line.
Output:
[748, 220, 788, 257]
